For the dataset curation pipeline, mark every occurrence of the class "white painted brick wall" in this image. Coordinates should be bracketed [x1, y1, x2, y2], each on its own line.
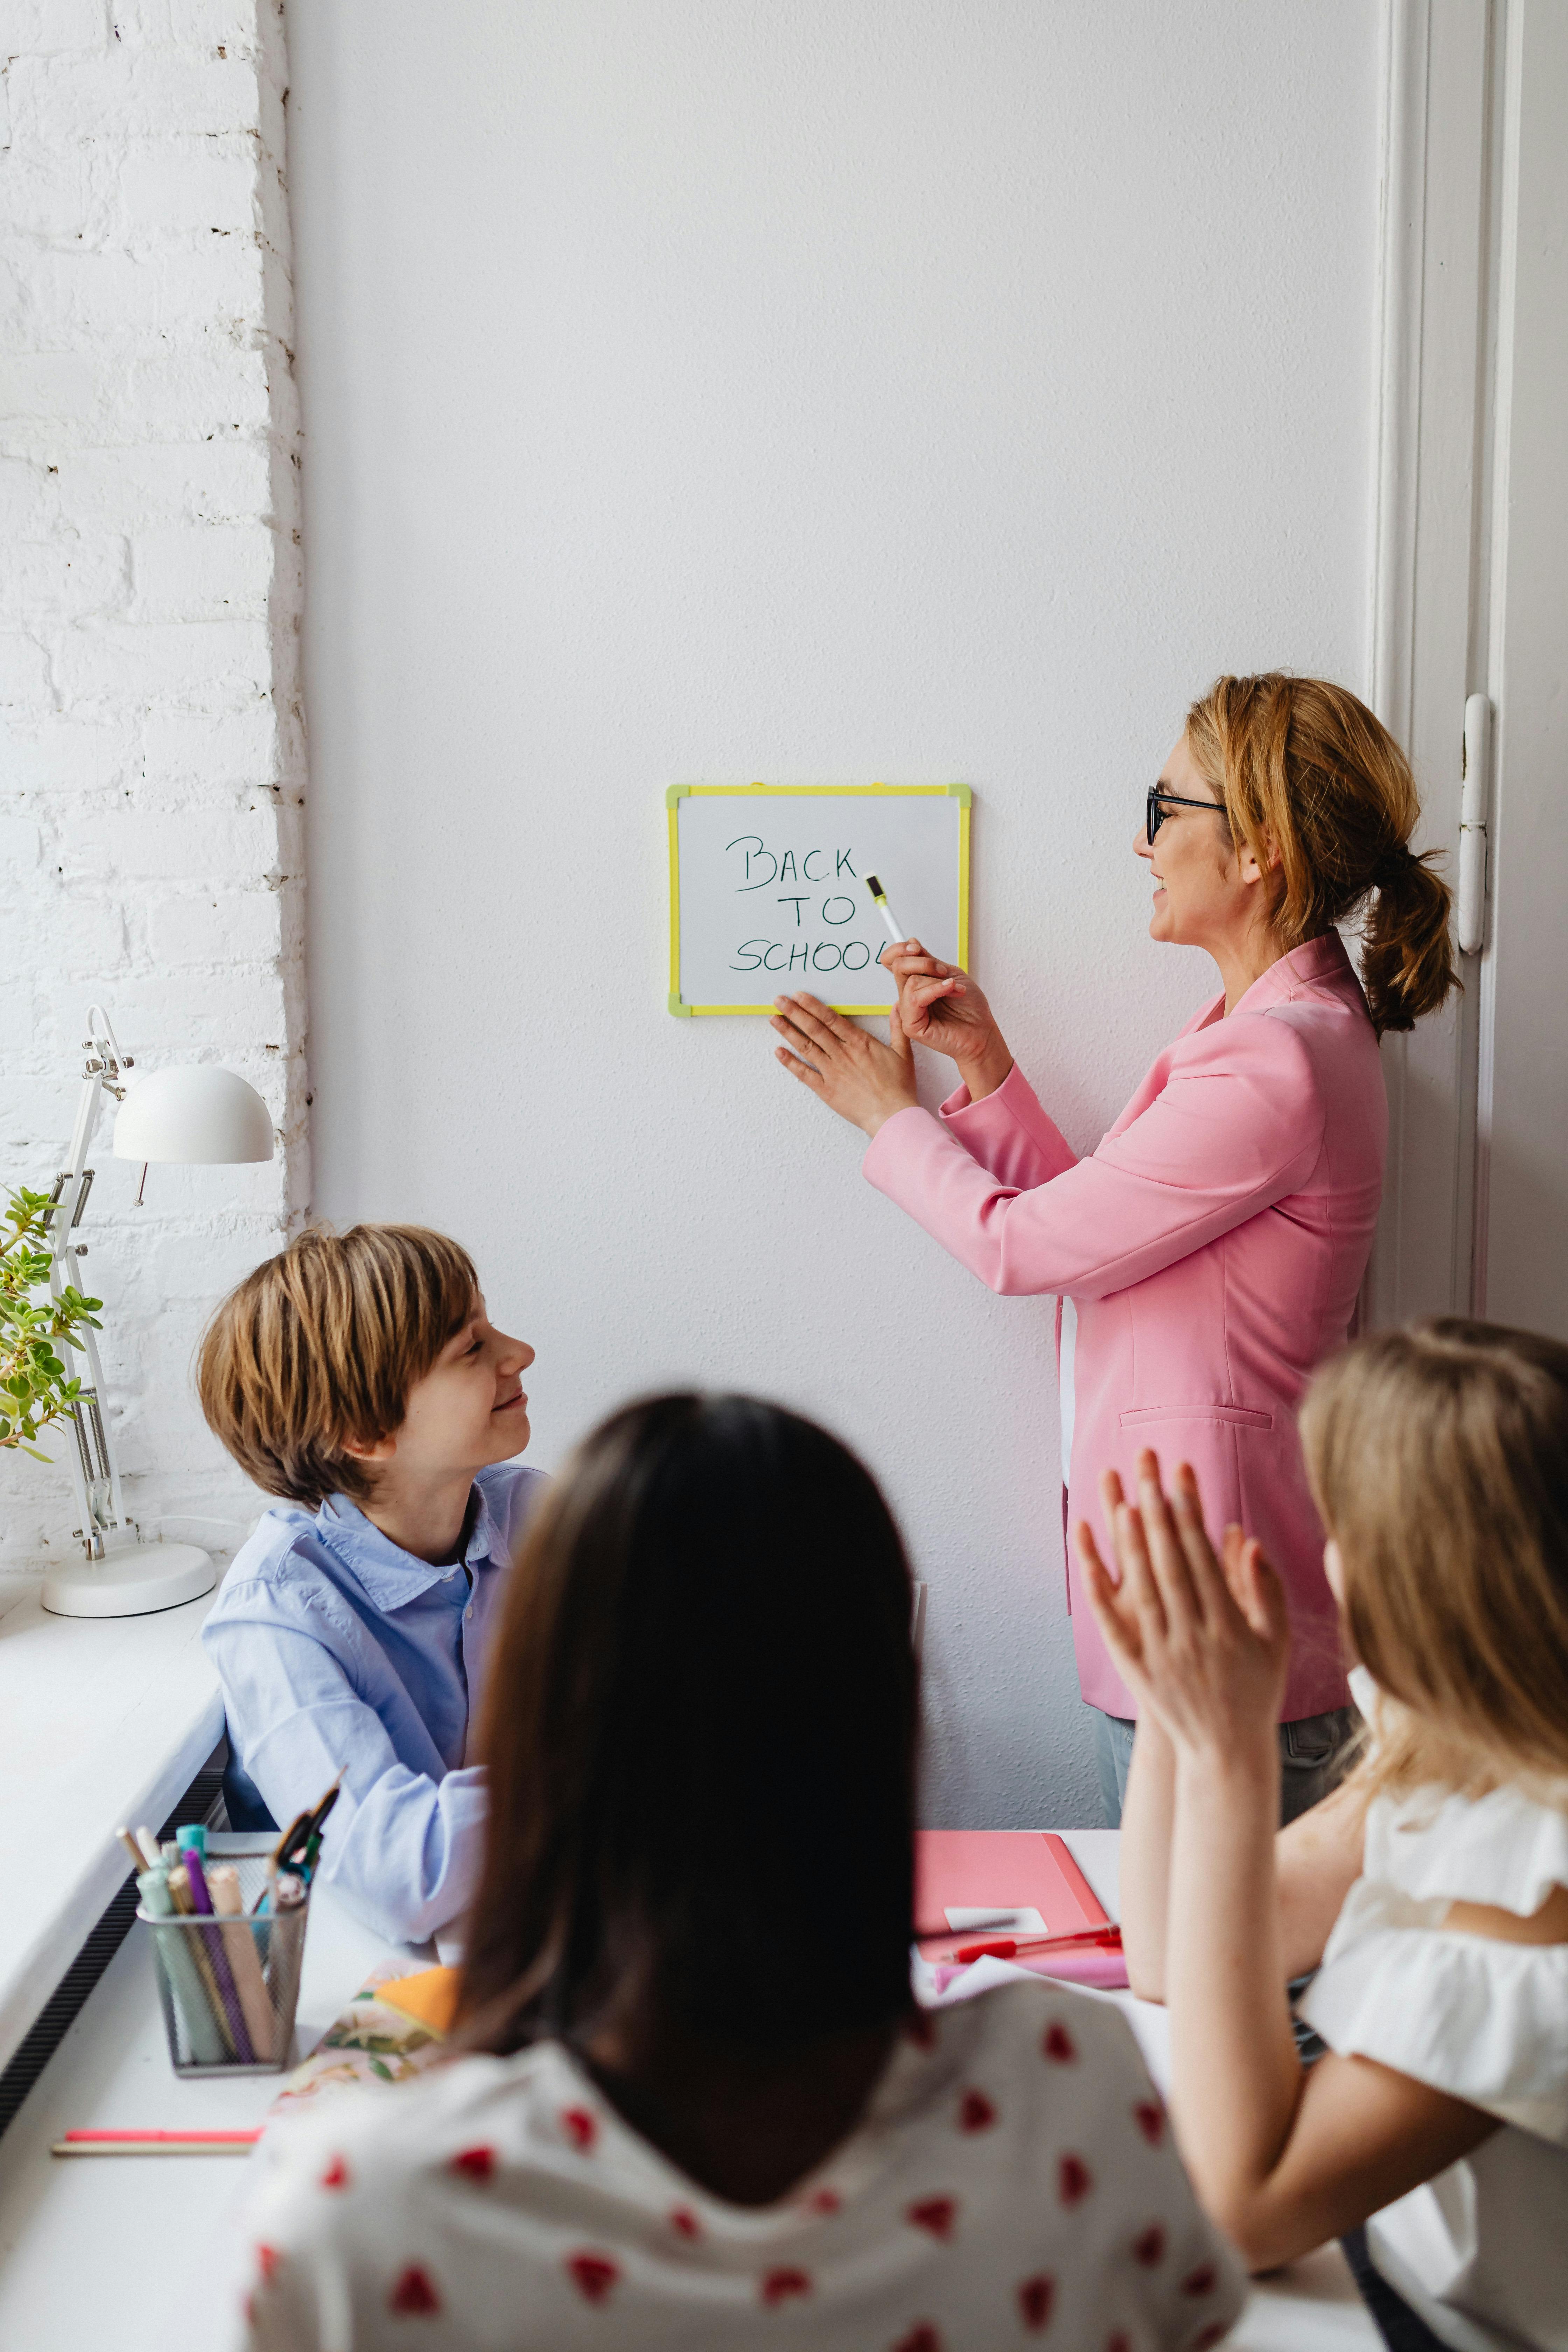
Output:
[0, 0, 308, 1567]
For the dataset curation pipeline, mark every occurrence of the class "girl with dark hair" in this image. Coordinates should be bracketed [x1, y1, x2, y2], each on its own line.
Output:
[239, 1394, 1242, 2350]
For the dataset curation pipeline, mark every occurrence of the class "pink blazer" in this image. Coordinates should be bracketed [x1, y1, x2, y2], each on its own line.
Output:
[863, 934, 1385, 1718]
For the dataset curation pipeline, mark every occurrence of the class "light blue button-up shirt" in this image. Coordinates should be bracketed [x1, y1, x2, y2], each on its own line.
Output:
[202, 1463, 547, 1944]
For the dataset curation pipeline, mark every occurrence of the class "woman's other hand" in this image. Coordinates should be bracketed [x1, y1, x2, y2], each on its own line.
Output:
[1074, 1451, 1290, 1766]
[771, 993, 919, 1137]
[878, 940, 1014, 1100]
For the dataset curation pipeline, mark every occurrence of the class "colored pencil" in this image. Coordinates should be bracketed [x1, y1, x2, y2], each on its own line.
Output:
[51, 2129, 262, 2157]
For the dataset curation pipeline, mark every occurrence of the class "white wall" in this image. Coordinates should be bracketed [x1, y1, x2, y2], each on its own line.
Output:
[286, 0, 1380, 1824]
[0, 0, 307, 1569]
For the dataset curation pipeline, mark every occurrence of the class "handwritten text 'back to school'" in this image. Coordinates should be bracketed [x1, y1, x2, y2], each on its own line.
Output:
[722, 836, 887, 977]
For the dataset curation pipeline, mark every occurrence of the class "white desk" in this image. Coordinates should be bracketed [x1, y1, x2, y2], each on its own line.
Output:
[0, 1870, 415, 2342]
[0, 1826, 1375, 2351]
[1007, 1837, 1375, 2352]
[0, 1580, 224, 2071]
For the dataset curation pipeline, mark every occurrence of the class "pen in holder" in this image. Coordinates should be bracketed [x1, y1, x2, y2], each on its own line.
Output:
[139, 1833, 309, 2077]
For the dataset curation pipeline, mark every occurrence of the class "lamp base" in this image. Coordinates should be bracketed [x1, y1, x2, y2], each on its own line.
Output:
[41, 1540, 217, 1619]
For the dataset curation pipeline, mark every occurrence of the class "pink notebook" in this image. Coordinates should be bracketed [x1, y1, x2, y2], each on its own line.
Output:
[915, 1831, 1126, 1991]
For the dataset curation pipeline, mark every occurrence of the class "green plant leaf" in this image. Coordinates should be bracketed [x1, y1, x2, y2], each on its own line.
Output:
[2, 1183, 108, 1470]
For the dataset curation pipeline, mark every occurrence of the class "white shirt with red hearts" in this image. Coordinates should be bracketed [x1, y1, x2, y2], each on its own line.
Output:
[235, 1979, 1243, 2351]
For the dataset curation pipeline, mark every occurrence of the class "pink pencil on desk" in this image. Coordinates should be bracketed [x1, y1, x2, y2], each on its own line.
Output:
[51, 2129, 262, 2156]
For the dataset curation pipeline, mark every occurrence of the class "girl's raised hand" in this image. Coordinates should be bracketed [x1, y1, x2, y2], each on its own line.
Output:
[1074, 1451, 1290, 1763]
[878, 940, 1012, 1094]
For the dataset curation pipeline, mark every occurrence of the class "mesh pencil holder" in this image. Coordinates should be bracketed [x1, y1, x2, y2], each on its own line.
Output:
[139, 1833, 310, 2077]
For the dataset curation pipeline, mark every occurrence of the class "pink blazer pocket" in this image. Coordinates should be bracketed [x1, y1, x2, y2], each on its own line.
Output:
[1118, 1404, 1274, 1430]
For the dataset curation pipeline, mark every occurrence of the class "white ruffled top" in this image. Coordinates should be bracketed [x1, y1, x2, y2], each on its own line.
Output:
[1297, 1667, 1568, 2352]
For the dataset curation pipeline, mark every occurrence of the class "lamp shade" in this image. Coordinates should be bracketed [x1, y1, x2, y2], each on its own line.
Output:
[113, 1065, 274, 1165]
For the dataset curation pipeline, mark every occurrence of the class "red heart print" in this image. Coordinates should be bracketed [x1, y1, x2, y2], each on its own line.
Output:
[1042, 2021, 1077, 2063]
[892, 2328, 943, 2352]
[1058, 2152, 1092, 2205]
[320, 2153, 350, 2191]
[560, 2106, 597, 2152]
[905, 2010, 938, 2049]
[760, 2268, 812, 2306]
[906, 2196, 958, 2241]
[1018, 2274, 1055, 2330]
[958, 2088, 996, 2132]
[567, 2252, 619, 2305]
[255, 2245, 281, 2284]
[1133, 2223, 1166, 2267]
[1134, 2099, 1165, 2146]
[1108, 2334, 1132, 2352]
[450, 2144, 496, 2182]
[1182, 2264, 1219, 2297]
[807, 2187, 841, 2215]
[670, 2206, 701, 2240]
[388, 2264, 441, 2316]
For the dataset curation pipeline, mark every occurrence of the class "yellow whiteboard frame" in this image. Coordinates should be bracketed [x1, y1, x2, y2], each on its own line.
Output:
[667, 781, 972, 1016]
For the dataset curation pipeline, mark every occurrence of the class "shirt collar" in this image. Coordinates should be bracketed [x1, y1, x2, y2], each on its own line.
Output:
[315, 1479, 505, 1610]
[1226, 931, 1357, 1020]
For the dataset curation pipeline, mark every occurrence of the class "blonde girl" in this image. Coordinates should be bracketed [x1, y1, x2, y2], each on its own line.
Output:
[1078, 1319, 1568, 2352]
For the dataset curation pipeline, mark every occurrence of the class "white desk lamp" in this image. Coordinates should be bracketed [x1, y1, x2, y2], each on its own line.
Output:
[40, 1005, 274, 1620]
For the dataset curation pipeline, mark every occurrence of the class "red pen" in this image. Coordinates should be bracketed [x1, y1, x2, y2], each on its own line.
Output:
[951, 1926, 1123, 1965]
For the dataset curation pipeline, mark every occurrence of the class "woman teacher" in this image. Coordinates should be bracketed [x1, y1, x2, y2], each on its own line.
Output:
[770, 674, 1457, 1824]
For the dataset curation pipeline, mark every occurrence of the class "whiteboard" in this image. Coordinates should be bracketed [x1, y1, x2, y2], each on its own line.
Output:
[668, 784, 971, 1015]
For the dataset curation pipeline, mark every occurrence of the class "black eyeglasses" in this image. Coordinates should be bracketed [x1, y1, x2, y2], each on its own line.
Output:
[1144, 783, 1220, 844]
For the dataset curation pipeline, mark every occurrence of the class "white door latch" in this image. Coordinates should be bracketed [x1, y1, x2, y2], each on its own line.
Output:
[1457, 692, 1491, 954]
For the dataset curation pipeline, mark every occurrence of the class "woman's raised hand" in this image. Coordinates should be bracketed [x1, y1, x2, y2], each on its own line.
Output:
[1074, 1451, 1290, 1766]
[879, 941, 1013, 1098]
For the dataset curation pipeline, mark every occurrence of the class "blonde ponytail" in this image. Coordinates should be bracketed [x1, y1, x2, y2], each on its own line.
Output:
[1185, 674, 1460, 1036]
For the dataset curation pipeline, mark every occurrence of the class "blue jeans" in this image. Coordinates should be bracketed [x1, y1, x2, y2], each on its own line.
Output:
[1092, 1704, 1359, 1829]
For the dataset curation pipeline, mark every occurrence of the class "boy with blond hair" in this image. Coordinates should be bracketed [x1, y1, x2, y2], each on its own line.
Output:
[199, 1225, 542, 1944]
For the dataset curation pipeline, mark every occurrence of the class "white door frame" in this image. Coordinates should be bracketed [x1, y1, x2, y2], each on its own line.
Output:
[1364, 0, 1499, 1328]
[1472, 0, 1568, 1335]
[1368, 0, 1568, 1333]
